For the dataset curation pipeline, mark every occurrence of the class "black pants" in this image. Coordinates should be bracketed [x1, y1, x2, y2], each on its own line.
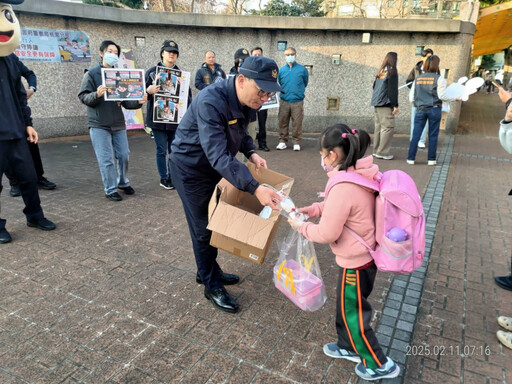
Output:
[0, 139, 44, 229]
[256, 109, 268, 147]
[5, 141, 44, 187]
[170, 159, 224, 290]
[336, 264, 387, 369]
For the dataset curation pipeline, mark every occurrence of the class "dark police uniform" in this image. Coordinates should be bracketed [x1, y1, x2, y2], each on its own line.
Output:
[0, 53, 45, 231]
[170, 75, 258, 291]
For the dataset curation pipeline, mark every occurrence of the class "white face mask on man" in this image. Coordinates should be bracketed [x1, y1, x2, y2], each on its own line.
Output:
[286, 54, 295, 64]
[103, 52, 119, 67]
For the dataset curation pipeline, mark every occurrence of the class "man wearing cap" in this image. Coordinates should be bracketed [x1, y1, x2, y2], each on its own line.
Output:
[277, 47, 309, 151]
[170, 56, 283, 313]
[146, 40, 191, 190]
[229, 48, 249, 75]
[195, 51, 226, 91]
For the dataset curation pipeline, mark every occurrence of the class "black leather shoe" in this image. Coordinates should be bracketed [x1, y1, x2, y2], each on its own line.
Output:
[118, 186, 135, 195]
[0, 228, 12, 244]
[495, 276, 512, 291]
[196, 271, 240, 285]
[37, 177, 56, 190]
[106, 192, 123, 201]
[27, 217, 56, 231]
[10, 185, 21, 197]
[259, 145, 270, 152]
[204, 287, 239, 313]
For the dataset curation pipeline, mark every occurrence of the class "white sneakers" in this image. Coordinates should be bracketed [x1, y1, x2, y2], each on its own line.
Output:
[428, 160, 437, 166]
[373, 154, 393, 160]
[406, 160, 415, 165]
[276, 143, 301, 151]
[418, 142, 426, 149]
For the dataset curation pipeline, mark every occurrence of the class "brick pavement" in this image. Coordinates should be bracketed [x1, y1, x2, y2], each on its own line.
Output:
[0, 92, 511, 383]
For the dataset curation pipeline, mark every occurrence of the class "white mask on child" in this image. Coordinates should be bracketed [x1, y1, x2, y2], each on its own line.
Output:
[321, 157, 334, 172]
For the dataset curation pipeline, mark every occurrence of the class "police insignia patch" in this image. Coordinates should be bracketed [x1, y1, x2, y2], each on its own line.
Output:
[272, 69, 277, 78]
[243, 49, 248, 54]
[171, 42, 176, 46]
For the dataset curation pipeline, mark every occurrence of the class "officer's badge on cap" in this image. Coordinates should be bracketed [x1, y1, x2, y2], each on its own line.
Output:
[161, 40, 179, 53]
[234, 48, 250, 62]
[239, 56, 284, 94]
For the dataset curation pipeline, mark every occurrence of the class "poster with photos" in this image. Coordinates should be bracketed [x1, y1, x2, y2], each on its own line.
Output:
[260, 94, 279, 110]
[101, 68, 146, 101]
[153, 95, 180, 124]
[152, 67, 191, 124]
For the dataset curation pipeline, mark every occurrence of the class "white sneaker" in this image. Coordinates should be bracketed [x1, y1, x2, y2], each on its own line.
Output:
[428, 160, 437, 166]
[374, 154, 393, 160]
[276, 142, 287, 150]
[418, 142, 426, 149]
[406, 160, 415, 165]
[293, 144, 301, 151]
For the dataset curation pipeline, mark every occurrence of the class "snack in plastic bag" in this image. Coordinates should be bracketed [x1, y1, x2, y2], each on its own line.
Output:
[273, 228, 327, 311]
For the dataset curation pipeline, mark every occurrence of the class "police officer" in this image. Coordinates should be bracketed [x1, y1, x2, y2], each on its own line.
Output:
[229, 48, 249, 75]
[170, 56, 283, 313]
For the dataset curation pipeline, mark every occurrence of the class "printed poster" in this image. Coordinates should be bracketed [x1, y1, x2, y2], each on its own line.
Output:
[152, 67, 191, 124]
[116, 49, 145, 130]
[153, 95, 180, 124]
[101, 68, 146, 102]
[260, 94, 279, 110]
[15, 28, 91, 63]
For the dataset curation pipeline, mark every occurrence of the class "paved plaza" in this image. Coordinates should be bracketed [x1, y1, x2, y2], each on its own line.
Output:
[0, 92, 511, 383]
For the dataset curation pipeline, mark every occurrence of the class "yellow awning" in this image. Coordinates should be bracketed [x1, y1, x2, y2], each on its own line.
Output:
[472, 1, 512, 57]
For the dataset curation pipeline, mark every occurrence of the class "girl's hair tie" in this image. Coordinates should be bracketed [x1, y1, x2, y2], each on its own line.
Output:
[342, 133, 348, 139]
[351, 129, 357, 134]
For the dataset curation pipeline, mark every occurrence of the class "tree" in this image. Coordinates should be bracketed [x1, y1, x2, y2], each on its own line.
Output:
[480, 54, 496, 70]
[83, 0, 143, 8]
[258, 0, 325, 16]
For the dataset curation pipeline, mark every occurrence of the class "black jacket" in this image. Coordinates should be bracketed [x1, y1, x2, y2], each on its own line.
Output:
[406, 61, 423, 89]
[194, 63, 226, 91]
[77, 63, 142, 131]
[0, 54, 32, 141]
[371, 71, 399, 108]
[145, 62, 192, 131]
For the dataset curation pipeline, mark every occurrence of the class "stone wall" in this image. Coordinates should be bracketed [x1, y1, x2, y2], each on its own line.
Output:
[13, 0, 474, 139]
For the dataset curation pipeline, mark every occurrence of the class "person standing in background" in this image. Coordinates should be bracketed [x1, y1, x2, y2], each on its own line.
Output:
[195, 51, 226, 91]
[251, 46, 270, 152]
[370, 52, 399, 160]
[406, 48, 433, 149]
[277, 47, 309, 151]
[145, 40, 191, 190]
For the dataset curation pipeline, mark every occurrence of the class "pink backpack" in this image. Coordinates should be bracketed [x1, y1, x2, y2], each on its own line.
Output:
[325, 170, 425, 274]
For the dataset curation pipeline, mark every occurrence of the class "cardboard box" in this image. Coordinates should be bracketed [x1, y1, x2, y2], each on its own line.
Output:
[207, 162, 294, 265]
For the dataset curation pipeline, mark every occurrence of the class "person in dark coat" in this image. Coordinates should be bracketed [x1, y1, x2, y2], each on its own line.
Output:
[0, 0, 56, 244]
[194, 51, 226, 91]
[170, 56, 283, 313]
[146, 40, 192, 190]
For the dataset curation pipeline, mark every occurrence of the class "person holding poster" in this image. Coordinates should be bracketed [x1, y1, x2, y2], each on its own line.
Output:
[169, 56, 283, 313]
[78, 40, 147, 202]
[145, 40, 191, 190]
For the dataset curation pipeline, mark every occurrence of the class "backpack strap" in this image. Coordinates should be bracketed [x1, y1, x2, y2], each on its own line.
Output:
[324, 171, 380, 196]
[343, 226, 375, 254]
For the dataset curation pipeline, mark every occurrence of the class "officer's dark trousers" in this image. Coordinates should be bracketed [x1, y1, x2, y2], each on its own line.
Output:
[5, 141, 45, 186]
[170, 159, 224, 290]
[0, 139, 44, 229]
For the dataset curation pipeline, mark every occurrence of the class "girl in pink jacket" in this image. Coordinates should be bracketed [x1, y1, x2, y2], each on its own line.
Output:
[289, 124, 400, 381]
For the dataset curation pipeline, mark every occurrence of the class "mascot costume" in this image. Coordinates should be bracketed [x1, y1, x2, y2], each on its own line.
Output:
[0, 0, 56, 244]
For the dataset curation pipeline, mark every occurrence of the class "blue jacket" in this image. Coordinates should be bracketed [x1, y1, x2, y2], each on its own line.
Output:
[278, 62, 309, 103]
[195, 63, 226, 91]
[0, 54, 32, 141]
[170, 76, 259, 194]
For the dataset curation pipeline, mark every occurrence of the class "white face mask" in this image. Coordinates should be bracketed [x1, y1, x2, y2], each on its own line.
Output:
[103, 52, 119, 67]
[321, 156, 334, 172]
[286, 54, 295, 64]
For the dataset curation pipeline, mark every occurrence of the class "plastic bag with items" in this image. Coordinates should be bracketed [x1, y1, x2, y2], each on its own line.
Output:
[273, 227, 327, 311]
